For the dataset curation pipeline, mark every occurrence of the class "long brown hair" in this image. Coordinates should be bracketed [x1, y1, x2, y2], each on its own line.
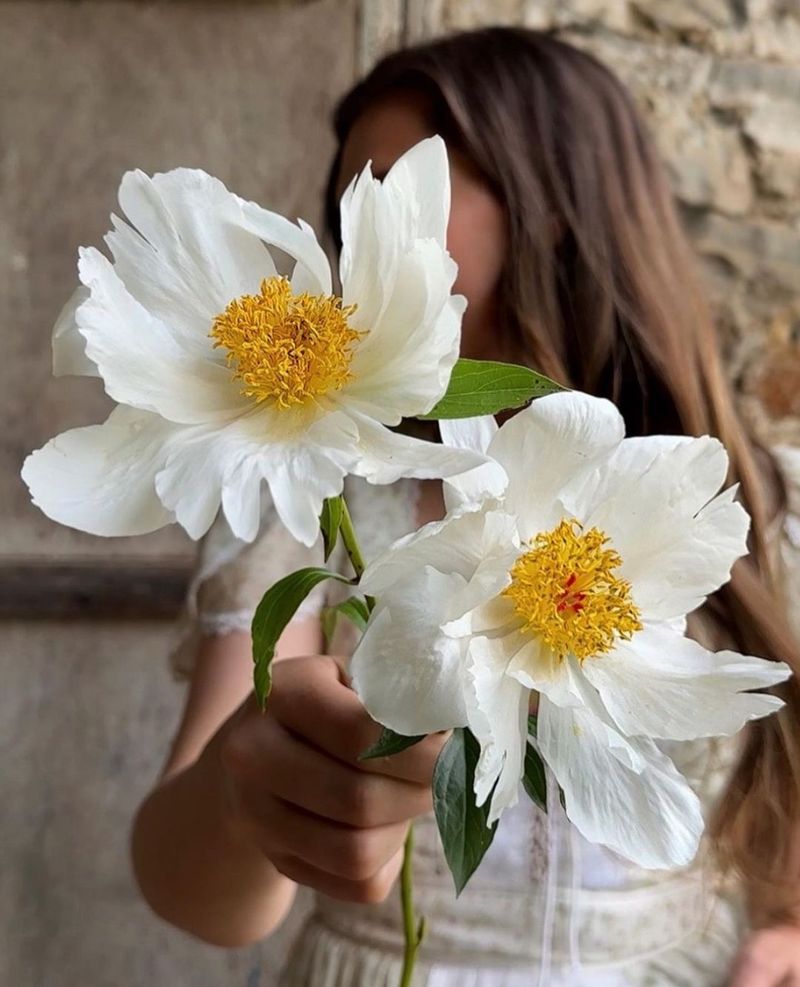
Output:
[327, 26, 800, 924]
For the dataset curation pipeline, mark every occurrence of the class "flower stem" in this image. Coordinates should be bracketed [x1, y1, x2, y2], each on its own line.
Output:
[338, 495, 424, 987]
[400, 824, 425, 987]
[339, 497, 375, 611]
[340, 497, 367, 578]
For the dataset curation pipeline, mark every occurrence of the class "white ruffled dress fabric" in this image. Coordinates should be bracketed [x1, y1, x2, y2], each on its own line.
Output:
[168, 453, 800, 987]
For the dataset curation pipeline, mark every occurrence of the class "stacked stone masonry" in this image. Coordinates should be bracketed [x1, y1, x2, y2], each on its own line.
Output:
[368, 0, 800, 442]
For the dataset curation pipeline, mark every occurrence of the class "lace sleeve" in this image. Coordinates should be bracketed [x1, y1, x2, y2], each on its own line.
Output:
[168, 500, 326, 680]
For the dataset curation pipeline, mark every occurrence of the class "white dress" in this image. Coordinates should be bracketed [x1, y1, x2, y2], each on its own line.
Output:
[169, 453, 800, 987]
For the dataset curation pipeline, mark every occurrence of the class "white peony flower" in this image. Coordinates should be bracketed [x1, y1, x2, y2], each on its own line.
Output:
[351, 391, 792, 868]
[23, 137, 481, 546]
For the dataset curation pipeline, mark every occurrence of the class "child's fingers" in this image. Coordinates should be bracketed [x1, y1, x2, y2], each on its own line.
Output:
[268, 654, 445, 786]
[252, 793, 409, 884]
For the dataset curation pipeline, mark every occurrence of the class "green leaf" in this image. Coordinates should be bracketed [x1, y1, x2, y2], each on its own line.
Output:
[522, 742, 547, 811]
[359, 726, 426, 761]
[321, 595, 371, 649]
[319, 496, 344, 561]
[419, 358, 564, 420]
[433, 728, 498, 895]
[252, 567, 350, 709]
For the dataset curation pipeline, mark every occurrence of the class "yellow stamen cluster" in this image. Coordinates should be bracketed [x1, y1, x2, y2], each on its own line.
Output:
[503, 518, 642, 661]
[210, 276, 363, 409]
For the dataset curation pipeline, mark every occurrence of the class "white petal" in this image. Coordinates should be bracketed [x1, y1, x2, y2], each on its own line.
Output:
[538, 696, 704, 869]
[382, 136, 450, 247]
[77, 248, 250, 424]
[111, 168, 278, 338]
[339, 161, 398, 332]
[359, 506, 512, 597]
[487, 392, 625, 538]
[21, 405, 175, 536]
[220, 455, 264, 545]
[581, 436, 748, 619]
[265, 445, 349, 548]
[439, 417, 507, 511]
[344, 245, 463, 420]
[339, 137, 449, 326]
[52, 286, 99, 377]
[580, 434, 724, 522]
[352, 413, 486, 485]
[443, 540, 520, 625]
[236, 197, 332, 296]
[340, 138, 461, 421]
[507, 645, 590, 710]
[625, 487, 748, 620]
[350, 566, 470, 736]
[582, 623, 790, 740]
[440, 416, 498, 455]
[155, 407, 357, 545]
[465, 637, 531, 823]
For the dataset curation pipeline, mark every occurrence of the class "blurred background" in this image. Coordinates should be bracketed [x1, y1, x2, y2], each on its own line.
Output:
[2, 1, 799, 984]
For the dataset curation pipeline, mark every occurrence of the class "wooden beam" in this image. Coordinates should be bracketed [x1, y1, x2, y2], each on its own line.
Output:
[0, 561, 192, 619]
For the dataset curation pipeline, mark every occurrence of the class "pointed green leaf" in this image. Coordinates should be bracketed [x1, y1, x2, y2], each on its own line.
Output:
[359, 726, 426, 761]
[252, 567, 350, 709]
[433, 728, 498, 895]
[319, 496, 344, 561]
[321, 595, 371, 649]
[419, 358, 564, 420]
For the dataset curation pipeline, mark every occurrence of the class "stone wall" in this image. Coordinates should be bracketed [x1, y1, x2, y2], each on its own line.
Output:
[362, 0, 800, 444]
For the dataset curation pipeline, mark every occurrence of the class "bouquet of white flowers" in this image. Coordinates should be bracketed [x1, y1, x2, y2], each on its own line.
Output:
[23, 136, 790, 987]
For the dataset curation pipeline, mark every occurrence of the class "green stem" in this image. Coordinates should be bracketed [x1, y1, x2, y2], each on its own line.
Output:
[339, 496, 375, 611]
[399, 824, 425, 987]
[339, 497, 367, 579]
[338, 495, 423, 987]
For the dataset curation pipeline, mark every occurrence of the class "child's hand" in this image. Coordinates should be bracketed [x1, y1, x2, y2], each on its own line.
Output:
[206, 654, 445, 904]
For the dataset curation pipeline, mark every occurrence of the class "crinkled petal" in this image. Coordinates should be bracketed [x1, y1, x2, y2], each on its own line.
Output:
[77, 247, 249, 424]
[465, 636, 531, 823]
[589, 434, 729, 521]
[108, 168, 278, 344]
[351, 413, 486, 486]
[624, 488, 748, 621]
[506, 642, 587, 709]
[341, 138, 461, 420]
[582, 623, 789, 740]
[351, 566, 470, 736]
[236, 197, 332, 297]
[21, 405, 175, 536]
[537, 696, 704, 869]
[344, 245, 463, 420]
[439, 416, 507, 511]
[339, 136, 449, 322]
[580, 436, 748, 619]
[443, 539, 520, 626]
[487, 392, 625, 538]
[52, 286, 98, 377]
[338, 160, 397, 333]
[110, 168, 332, 347]
[382, 135, 450, 247]
[359, 507, 513, 598]
[155, 406, 358, 545]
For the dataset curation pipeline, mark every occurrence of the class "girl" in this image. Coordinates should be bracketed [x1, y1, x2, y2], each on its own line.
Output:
[132, 27, 800, 987]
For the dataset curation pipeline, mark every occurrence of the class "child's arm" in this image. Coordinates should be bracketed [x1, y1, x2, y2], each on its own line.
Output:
[131, 623, 443, 947]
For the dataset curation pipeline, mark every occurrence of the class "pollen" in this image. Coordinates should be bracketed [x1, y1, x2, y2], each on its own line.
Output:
[503, 518, 642, 661]
[210, 276, 363, 409]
